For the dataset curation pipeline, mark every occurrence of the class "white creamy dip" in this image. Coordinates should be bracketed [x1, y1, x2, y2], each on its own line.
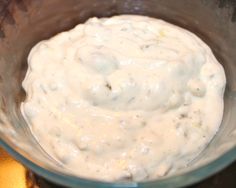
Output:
[21, 15, 226, 181]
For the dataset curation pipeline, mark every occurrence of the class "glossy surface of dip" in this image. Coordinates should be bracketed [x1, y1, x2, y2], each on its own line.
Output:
[21, 15, 226, 181]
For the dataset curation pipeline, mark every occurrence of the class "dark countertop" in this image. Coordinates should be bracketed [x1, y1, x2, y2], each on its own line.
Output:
[189, 160, 236, 188]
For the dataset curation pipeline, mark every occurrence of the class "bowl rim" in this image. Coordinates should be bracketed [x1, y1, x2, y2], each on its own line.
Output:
[0, 138, 236, 188]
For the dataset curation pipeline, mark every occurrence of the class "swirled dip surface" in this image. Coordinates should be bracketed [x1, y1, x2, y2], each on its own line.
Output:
[21, 15, 226, 181]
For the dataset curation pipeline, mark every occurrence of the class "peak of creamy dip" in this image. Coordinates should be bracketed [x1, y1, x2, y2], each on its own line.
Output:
[21, 15, 226, 181]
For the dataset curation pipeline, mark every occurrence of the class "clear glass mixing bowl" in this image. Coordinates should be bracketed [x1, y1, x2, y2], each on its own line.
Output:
[0, 0, 236, 187]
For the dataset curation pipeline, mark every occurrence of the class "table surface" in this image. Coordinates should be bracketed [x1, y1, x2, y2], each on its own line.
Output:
[0, 147, 236, 188]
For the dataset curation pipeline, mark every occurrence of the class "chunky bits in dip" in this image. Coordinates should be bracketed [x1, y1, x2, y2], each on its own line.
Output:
[21, 15, 226, 181]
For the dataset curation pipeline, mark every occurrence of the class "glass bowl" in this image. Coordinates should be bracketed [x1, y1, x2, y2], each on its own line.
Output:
[0, 0, 236, 187]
